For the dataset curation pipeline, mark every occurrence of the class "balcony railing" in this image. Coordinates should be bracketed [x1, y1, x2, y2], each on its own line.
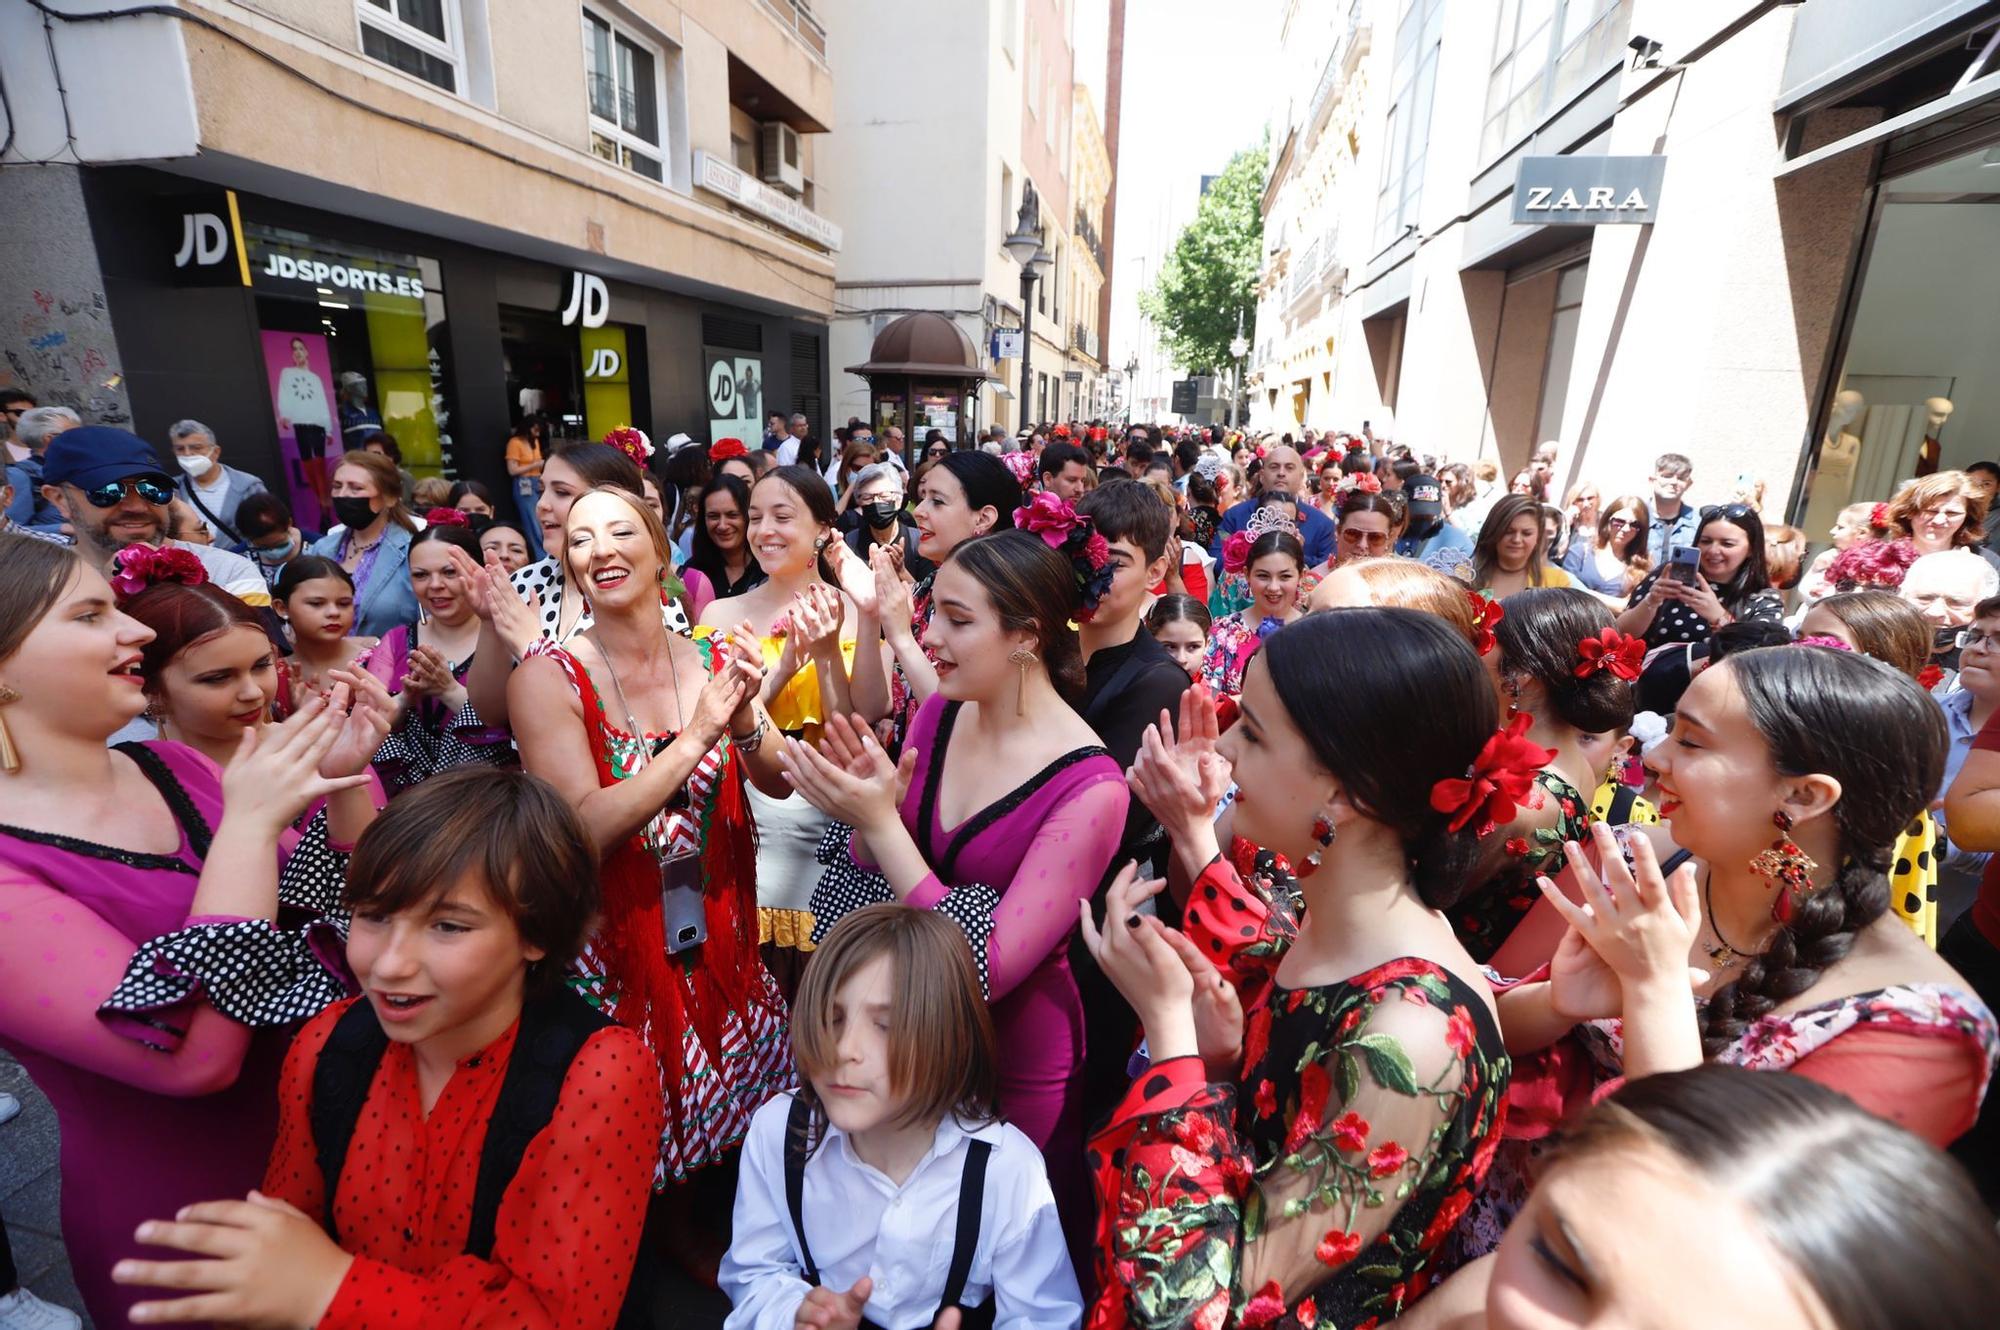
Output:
[1073, 206, 1105, 269]
[758, 0, 827, 59]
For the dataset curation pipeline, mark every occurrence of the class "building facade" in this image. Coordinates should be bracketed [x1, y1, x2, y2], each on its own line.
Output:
[1067, 86, 1112, 420]
[0, 0, 838, 533]
[1256, 0, 1999, 560]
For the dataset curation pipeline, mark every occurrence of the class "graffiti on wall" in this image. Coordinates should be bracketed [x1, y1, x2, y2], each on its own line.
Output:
[3, 286, 131, 424]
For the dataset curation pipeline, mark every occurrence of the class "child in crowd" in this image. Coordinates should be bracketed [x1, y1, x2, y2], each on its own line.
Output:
[113, 768, 663, 1328]
[720, 905, 1081, 1330]
[1145, 593, 1210, 679]
[273, 555, 389, 697]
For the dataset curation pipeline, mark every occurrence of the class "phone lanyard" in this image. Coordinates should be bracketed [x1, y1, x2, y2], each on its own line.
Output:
[589, 630, 684, 861]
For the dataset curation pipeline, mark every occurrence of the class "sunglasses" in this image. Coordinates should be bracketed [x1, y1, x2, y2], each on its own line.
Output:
[82, 477, 175, 508]
[1700, 503, 1756, 523]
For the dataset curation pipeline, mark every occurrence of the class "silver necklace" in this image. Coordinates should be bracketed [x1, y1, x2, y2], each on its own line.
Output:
[588, 628, 684, 742]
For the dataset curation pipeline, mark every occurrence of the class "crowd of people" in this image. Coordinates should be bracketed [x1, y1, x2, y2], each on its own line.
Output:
[2, 390, 1999, 1330]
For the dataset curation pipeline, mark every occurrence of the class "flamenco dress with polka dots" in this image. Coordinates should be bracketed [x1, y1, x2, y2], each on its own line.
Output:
[0, 741, 353, 1327]
[261, 996, 663, 1326]
[523, 637, 792, 1184]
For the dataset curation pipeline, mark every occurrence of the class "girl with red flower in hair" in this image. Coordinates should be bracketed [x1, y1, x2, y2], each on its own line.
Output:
[1447, 589, 1638, 978]
[1084, 608, 1512, 1330]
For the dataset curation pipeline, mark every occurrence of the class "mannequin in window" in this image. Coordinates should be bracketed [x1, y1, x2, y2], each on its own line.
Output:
[1803, 388, 1866, 544]
[1916, 396, 1955, 478]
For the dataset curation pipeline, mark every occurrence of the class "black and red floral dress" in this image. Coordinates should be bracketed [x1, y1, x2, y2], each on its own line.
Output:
[1087, 843, 1510, 1330]
[1445, 770, 1589, 966]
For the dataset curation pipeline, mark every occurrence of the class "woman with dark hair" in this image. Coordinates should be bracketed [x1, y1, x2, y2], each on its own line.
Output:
[658, 434, 713, 555]
[446, 478, 496, 521]
[1201, 524, 1306, 698]
[1617, 504, 1783, 648]
[1183, 463, 1222, 551]
[1471, 494, 1574, 598]
[371, 521, 517, 792]
[1448, 1065, 2000, 1328]
[1507, 646, 1994, 1156]
[1331, 489, 1403, 569]
[853, 449, 1021, 749]
[1560, 493, 1652, 601]
[504, 414, 550, 559]
[783, 528, 1127, 1250]
[685, 474, 763, 599]
[1449, 588, 1636, 974]
[699, 465, 870, 957]
[1092, 608, 1511, 1329]
[0, 534, 382, 1325]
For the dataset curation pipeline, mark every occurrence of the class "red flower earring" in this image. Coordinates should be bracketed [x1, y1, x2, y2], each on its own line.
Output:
[1299, 801, 1338, 878]
[1750, 811, 1819, 924]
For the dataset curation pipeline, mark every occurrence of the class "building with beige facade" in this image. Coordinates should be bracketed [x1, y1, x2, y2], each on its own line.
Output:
[1255, 0, 2000, 565]
[1066, 85, 1111, 420]
[0, 0, 839, 532]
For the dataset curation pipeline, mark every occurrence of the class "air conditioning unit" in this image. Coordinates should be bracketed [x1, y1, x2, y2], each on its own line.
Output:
[759, 122, 806, 195]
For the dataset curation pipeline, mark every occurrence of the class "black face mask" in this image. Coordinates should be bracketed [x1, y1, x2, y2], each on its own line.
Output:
[332, 496, 380, 531]
[861, 500, 901, 530]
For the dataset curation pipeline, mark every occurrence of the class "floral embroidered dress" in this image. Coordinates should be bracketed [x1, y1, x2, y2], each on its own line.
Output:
[523, 639, 792, 1184]
[1200, 612, 1300, 699]
[1089, 844, 1510, 1330]
[1446, 770, 1589, 967]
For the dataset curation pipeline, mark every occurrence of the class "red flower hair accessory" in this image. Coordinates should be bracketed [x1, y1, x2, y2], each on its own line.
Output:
[601, 426, 653, 467]
[110, 544, 208, 599]
[1467, 592, 1503, 657]
[1430, 713, 1556, 837]
[1574, 627, 1645, 681]
[1869, 502, 1891, 531]
[1222, 531, 1252, 573]
[1335, 471, 1382, 498]
[1919, 663, 1945, 691]
[709, 437, 747, 461]
[423, 506, 471, 528]
[1010, 492, 1113, 620]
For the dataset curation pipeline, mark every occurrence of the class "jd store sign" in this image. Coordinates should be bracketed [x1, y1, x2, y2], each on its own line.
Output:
[1511, 155, 1667, 226]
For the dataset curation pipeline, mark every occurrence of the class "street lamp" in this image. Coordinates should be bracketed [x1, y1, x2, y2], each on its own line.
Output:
[1124, 354, 1138, 426]
[1229, 310, 1250, 429]
[1004, 184, 1052, 432]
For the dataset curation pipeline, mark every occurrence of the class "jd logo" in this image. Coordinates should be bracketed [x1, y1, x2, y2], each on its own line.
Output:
[561, 272, 609, 328]
[585, 347, 622, 379]
[707, 360, 737, 416]
[174, 213, 229, 267]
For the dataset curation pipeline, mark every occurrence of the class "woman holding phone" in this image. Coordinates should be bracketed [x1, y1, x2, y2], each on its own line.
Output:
[1616, 503, 1784, 649]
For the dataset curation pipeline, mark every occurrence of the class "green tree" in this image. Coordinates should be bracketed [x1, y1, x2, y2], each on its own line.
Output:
[1140, 140, 1268, 375]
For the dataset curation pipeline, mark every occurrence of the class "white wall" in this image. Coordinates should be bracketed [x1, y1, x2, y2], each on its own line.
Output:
[0, 0, 198, 163]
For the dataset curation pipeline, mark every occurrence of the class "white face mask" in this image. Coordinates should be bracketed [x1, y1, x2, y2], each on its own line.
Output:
[177, 454, 214, 479]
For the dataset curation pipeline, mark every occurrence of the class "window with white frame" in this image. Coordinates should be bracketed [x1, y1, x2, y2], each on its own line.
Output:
[1480, 0, 1630, 161]
[584, 8, 665, 182]
[1373, 0, 1445, 252]
[357, 0, 462, 94]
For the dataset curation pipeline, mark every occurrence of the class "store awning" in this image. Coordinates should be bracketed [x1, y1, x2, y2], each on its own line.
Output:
[1777, 67, 2000, 176]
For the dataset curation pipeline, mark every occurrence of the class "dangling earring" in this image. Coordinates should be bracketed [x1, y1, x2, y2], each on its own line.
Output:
[1750, 810, 1819, 924]
[1009, 646, 1038, 716]
[1299, 798, 1338, 877]
[0, 684, 19, 774]
[1503, 673, 1523, 718]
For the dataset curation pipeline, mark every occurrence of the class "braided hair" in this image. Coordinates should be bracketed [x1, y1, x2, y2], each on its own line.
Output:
[1697, 647, 1946, 1056]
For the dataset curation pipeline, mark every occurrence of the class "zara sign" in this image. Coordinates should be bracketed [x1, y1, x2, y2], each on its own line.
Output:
[1511, 155, 1666, 226]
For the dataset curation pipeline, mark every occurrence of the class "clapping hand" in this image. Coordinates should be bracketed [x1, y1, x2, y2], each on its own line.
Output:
[113, 1189, 351, 1327]
[1077, 865, 1197, 1052]
[1127, 684, 1230, 866]
[790, 583, 846, 658]
[777, 712, 914, 832]
[445, 545, 539, 655]
[1537, 823, 1704, 997]
[317, 667, 394, 779]
[871, 544, 915, 642]
[220, 693, 372, 835]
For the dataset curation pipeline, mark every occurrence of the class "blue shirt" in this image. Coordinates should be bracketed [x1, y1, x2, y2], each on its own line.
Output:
[1397, 519, 1472, 563]
[1646, 501, 1701, 566]
[1214, 496, 1336, 567]
[1935, 687, 1991, 886]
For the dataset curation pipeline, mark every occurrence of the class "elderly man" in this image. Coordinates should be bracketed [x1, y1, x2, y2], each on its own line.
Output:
[777, 412, 815, 467]
[40, 426, 268, 605]
[1904, 549, 2000, 691]
[842, 461, 932, 581]
[1211, 443, 1336, 564]
[168, 419, 269, 553]
[6, 405, 79, 533]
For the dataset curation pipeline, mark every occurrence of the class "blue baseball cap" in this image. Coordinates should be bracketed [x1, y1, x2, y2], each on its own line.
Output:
[40, 426, 174, 491]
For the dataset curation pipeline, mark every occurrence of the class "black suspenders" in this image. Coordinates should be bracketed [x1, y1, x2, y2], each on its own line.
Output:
[783, 1095, 996, 1329]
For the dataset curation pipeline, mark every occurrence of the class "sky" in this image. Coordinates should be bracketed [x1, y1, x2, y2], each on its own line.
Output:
[1106, 0, 1277, 397]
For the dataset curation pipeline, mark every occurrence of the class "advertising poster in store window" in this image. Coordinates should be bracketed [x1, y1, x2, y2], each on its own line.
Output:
[261, 330, 341, 533]
[705, 350, 764, 447]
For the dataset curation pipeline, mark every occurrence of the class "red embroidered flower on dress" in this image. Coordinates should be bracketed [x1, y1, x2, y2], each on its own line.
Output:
[1253, 1079, 1277, 1117]
[1192, 1290, 1231, 1330]
[1315, 1229, 1363, 1266]
[1294, 1296, 1319, 1329]
[110, 543, 208, 599]
[1503, 836, 1530, 858]
[1430, 713, 1557, 836]
[423, 506, 470, 528]
[1421, 1189, 1474, 1250]
[1574, 626, 1646, 681]
[1287, 1064, 1333, 1152]
[1239, 1281, 1286, 1330]
[1367, 1142, 1410, 1178]
[1328, 1110, 1370, 1153]
[1446, 1004, 1478, 1058]
[709, 437, 748, 461]
[1243, 1004, 1274, 1072]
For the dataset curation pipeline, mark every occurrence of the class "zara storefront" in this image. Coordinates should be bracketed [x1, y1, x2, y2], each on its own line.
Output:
[82, 165, 829, 532]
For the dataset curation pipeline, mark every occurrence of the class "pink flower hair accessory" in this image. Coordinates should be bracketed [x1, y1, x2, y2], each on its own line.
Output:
[110, 544, 208, 600]
[423, 507, 471, 528]
[1221, 531, 1252, 573]
[601, 426, 653, 468]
